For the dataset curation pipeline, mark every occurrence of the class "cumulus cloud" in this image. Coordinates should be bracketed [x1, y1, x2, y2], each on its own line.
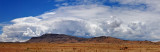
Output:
[1, 0, 160, 42]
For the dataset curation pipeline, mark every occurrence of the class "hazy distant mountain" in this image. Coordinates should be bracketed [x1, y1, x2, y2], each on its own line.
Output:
[27, 34, 158, 44]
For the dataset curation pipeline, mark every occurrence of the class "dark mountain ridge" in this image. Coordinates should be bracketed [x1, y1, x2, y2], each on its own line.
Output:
[26, 34, 159, 44]
[27, 34, 87, 43]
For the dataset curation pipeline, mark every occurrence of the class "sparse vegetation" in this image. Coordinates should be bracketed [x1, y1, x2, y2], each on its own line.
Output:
[0, 43, 160, 52]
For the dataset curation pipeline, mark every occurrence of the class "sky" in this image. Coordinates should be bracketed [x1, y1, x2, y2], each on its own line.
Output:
[0, 0, 58, 33]
[0, 0, 121, 34]
[0, 0, 160, 42]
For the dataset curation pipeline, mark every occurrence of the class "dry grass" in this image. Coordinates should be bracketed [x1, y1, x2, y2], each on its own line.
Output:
[0, 43, 160, 52]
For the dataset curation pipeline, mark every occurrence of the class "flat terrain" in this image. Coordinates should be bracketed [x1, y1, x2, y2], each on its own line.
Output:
[0, 43, 160, 52]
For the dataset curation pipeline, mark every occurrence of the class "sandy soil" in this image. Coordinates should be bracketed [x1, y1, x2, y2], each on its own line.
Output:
[0, 43, 160, 52]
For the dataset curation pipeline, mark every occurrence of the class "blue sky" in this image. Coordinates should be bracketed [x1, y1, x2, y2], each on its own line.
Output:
[0, 0, 58, 23]
[0, 0, 147, 23]
[0, 0, 147, 34]
[0, 0, 60, 34]
[0, 0, 107, 33]
[1, 0, 160, 42]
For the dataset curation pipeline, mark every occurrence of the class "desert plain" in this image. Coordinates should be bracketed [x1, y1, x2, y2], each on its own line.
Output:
[0, 43, 160, 52]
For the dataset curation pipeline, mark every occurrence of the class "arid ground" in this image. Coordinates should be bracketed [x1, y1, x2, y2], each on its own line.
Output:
[0, 43, 160, 52]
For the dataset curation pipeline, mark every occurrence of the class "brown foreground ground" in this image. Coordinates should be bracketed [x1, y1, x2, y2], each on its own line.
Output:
[0, 43, 160, 52]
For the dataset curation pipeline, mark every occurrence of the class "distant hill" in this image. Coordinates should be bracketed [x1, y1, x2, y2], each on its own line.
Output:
[26, 34, 159, 44]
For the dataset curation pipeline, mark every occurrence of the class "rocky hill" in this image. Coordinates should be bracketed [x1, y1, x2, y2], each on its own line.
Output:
[26, 34, 158, 44]
[27, 34, 87, 43]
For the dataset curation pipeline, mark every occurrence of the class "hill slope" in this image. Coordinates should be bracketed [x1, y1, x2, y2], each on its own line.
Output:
[27, 34, 157, 44]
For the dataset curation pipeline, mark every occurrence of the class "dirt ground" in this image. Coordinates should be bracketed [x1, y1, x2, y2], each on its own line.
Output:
[0, 43, 160, 52]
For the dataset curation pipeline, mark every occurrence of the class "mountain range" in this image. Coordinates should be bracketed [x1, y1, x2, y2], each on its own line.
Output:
[27, 34, 160, 44]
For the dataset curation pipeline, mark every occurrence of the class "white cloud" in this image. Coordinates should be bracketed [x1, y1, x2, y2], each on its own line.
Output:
[1, 0, 160, 42]
[111, 0, 160, 12]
